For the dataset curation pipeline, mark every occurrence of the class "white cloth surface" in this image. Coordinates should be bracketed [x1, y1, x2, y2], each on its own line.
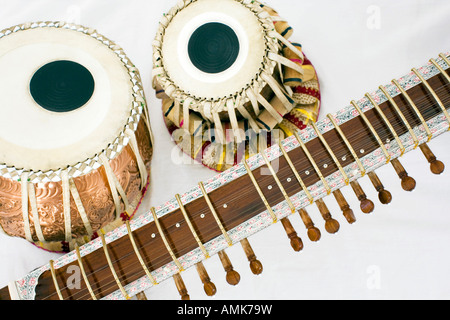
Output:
[0, 0, 449, 300]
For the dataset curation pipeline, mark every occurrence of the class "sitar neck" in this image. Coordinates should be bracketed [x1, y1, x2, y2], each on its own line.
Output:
[4, 52, 450, 300]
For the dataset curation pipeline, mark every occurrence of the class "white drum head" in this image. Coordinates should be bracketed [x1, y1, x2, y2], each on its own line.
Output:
[161, 0, 266, 100]
[0, 26, 133, 172]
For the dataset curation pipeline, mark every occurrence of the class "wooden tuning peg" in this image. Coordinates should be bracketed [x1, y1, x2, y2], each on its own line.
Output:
[367, 171, 392, 205]
[350, 180, 375, 214]
[280, 217, 304, 252]
[419, 143, 445, 175]
[391, 158, 416, 191]
[298, 208, 321, 242]
[218, 250, 240, 286]
[173, 272, 190, 300]
[196, 262, 217, 297]
[332, 189, 356, 224]
[135, 292, 148, 300]
[316, 199, 340, 234]
[240, 238, 263, 275]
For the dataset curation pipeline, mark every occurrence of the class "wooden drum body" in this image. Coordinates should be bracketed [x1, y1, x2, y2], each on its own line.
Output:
[153, 0, 321, 172]
[0, 22, 154, 252]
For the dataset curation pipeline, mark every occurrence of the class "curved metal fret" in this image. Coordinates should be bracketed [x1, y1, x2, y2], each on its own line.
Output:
[242, 160, 278, 223]
[310, 121, 349, 185]
[49, 260, 64, 300]
[378, 85, 419, 148]
[150, 207, 184, 272]
[293, 131, 331, 194]
[99, 230, 131, 300]
[351, 100, 391, 163]
[74, 245, 97, 300]
[278, 141, 314, 204]
[365, 93, 405, 155]
[326, 114, 366, 176]
[175, 194, 210, 259]
[260, 151, 296, 213]
[125, 220, 158, 286]
[198, 182, 233, 246]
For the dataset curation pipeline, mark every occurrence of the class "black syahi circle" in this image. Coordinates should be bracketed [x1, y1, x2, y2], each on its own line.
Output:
[188, 22, 240, 74]
[30, 60, 95, 113]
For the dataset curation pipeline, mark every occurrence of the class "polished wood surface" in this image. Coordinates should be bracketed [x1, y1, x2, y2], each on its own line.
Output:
[218, 250, 240, 286]
[195, 261, 216, 297]
[419, 143, 445, 175]
[368, 171, 393, 205]
[280, 217, 304, 252]
[332, 189, 356, 224]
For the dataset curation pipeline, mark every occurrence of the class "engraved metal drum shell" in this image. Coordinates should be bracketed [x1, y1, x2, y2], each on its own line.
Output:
[0, 118, 152, 247]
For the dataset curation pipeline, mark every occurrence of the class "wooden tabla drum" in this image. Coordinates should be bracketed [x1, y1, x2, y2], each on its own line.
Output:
[0, 22, 154, 252]
[153, 0, 321, 172]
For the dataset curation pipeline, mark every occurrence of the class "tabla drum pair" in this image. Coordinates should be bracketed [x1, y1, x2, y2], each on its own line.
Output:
[0, 0, 321, 251]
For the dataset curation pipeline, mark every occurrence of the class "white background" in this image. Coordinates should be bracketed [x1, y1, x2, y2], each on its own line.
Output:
[0, 0, 449, 300]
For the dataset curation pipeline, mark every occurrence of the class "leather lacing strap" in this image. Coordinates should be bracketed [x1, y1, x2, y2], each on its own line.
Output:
[164, 84, 177, 98]
[125, 128, 148, 189]
[140, 98, 155, 147]
[246, 86, 283, 123]
[99, 154, 130, 219]
[182, 97, 194, 131]
[212, 100, 226, 144]
[261, 71, 294, 113]
[275, 56, 294, 98]
[226, 99, 244, 144]
[269, 31, 304, 61]
[173, 99, 181, 126]
[255, 89, 284, 123]
[28, 181, 45, 244]
[246, 87, 261, 116]
[268, 52, 304, 75]
[20, 172, 33, 243]
[270, 15, 287, 22]
[235, 95, 261, 134]
[202, 101, 214, 122]
[61, 171, 72, 246]
[68, 178, 93, 236]
[132, 67, 155, 147]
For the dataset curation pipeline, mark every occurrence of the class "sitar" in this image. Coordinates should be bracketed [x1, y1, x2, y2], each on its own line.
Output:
[1, 52, 449, 300]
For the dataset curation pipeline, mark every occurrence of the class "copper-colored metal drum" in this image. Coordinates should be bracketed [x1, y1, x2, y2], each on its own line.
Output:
[0, 22, 153, 252]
